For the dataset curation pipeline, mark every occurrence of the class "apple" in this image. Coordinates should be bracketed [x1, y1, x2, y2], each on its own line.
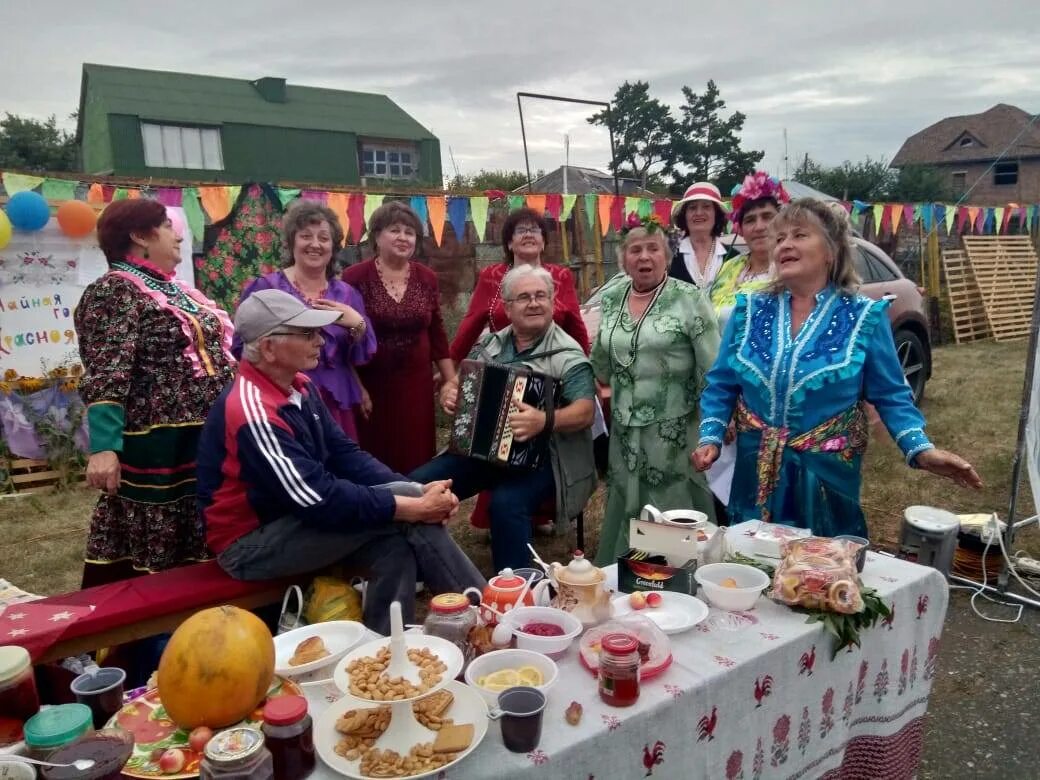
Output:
[628, 591, 647, 610]
[645, 591, 663, 608]
[188, 726, 214, 754]
[158, 748, 186, 774]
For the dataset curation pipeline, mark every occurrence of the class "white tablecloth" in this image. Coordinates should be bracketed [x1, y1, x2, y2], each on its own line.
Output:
[307, 547, 948, 780]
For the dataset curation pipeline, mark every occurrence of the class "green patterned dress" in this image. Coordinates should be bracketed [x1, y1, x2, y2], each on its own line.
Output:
[591, 277, 721, 565]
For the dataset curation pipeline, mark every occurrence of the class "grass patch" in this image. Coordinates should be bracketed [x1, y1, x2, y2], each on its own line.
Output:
[2, 340, 1036, 596]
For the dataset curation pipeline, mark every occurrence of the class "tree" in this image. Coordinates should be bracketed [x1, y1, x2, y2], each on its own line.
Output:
[446, 169, 542, 192]
[0, 113, 78, 172]
[887, 164, 950, 202]
[794, 155, 894, 202]
[667, 80, 764, 196]
[588, 81, 677, 189]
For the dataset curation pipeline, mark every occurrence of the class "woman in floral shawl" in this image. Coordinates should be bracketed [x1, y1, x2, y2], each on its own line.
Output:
[76, 199, 235, 587]
[591, 214, 720, 565]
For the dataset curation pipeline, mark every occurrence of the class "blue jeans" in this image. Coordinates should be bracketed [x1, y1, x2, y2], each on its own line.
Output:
[217, 517, 486, 635]
[410, 454, 555, 572]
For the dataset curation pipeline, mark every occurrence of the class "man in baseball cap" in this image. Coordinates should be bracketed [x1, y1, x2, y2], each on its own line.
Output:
[197, 290, 486, 634]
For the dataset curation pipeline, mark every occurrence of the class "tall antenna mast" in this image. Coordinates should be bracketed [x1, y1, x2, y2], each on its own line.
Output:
[783, 129, 789, 179]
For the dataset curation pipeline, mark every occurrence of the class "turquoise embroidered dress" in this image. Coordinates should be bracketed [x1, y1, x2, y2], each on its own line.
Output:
[698, 287, 933, 537]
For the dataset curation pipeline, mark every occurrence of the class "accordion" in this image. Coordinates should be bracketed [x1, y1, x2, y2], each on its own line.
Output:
[449, 359, 559, 470]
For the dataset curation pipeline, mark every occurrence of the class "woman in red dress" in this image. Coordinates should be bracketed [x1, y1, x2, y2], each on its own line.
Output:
[450, 207, 590, 536]
[343, 202, 454, 475]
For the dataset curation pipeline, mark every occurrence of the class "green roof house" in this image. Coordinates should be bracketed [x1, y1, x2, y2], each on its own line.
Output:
[76, 64, 442, 186]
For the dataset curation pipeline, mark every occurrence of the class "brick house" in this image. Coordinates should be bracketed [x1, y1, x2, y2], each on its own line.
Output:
[891, 104, 1040, 204]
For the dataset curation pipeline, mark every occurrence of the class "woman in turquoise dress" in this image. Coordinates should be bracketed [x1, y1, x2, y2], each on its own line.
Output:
[592, 213, 721, 565]
[692, 199, 981, 537]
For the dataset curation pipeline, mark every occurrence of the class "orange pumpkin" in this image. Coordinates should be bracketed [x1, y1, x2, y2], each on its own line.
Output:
[157, 605, 275, 729]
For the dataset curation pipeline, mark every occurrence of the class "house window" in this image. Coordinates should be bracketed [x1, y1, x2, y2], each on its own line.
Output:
[360, 142, 417, 179]
[994, 161, 1018, 186]
[141, 123, 224, 170]
[951, 171, 967, 193]
[959, 136, 974, 148]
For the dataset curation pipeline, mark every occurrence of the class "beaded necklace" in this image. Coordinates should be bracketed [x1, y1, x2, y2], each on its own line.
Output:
[112, 260, 199, 313]
[609, 278, 667, 369]
[375, 257, 410, 302]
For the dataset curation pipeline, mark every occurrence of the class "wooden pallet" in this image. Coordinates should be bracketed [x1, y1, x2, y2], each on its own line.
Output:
[942, 249, 991, 343]
[2, 457, 84, 495]
[962, 236, 1038, 342]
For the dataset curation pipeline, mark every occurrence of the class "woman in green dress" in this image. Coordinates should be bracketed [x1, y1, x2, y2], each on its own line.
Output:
[591, 213, 721, 565]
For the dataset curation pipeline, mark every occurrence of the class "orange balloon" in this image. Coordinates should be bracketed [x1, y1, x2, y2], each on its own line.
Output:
[56, 200, 98, 238]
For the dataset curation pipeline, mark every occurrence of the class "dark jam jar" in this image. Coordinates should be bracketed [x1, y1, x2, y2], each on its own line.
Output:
[598, 633, 640, 707]
[262, 695, 315, 779]
[40, 730, 135, 780]
[0, 646, 40, 732]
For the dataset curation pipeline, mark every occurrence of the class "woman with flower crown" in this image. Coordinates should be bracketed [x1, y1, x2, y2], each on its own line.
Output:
[590, 213, 720, 564]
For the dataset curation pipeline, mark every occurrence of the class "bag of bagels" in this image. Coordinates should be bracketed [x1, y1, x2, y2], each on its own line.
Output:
[771, 536, 864, 614]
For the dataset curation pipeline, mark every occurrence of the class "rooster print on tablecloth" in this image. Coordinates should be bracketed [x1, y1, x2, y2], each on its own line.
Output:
[798, 645, 816, 676]
[916, 593, 929, 619]
[754, 675, 773, 708]
[882, 602, 896, 630]
[642, 740, 666, 776]
[697, 706, 718, 741]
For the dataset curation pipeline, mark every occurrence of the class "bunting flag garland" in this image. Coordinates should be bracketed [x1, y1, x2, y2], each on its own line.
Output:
[902, 204, 914, 232]
[974, 208, 986, 233]
[126, 188, 141, 199]
[102, 184, 115, 203]
[560, 194, 577, 221]
[409, 196, 428, 234]
[545, 194, 562, 221]
[347, 193, 365, 243]
[609, 195, 624, 233]
[41, 179, 77, 201]
[156, 188, 182, 207]
[86, 183, 105, 204]
[113, 187, 128, 201]
[888, 203, 903, 234]
[944, 204, 956, 234]
[364, 194, 384, 228]
[624, 196, 641, 219]
[447, 196, 468, 241]
[181, 187, 205, 243]
[277, 187, 301, 207]
[872, 204, 885, 235]
[326, 192, 351, 242]
[920, 203, 934, 232]
[1, 173, 44, 195]
[653, 199, 672, 226]
[199, 186, 233, 222]
[426, 195, 446, 245]
[470, 196, 490, 241]
[525, 193, 547, 216]
[596, 195, 613, 238]
[507, 194, 525, 212]
[583, 193, 598, 235]
[300, 189, 327, 204]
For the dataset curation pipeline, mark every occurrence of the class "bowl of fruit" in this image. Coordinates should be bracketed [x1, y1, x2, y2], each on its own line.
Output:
[463, 648, 559, 706]
[694, 563, 770, 611]
[501, 606, 584, 657]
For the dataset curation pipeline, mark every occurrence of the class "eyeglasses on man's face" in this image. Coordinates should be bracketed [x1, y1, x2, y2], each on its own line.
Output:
[513, 225, 542, 236]
[267, 328, 324, 340]
[506, 291, 551, 305]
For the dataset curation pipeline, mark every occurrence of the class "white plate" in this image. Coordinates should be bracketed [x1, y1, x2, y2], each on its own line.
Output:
[313, 679, 489, 780]
[333, 634, 464, 701]
[274, 620, 367, 677]
[611, 592, 710, 634]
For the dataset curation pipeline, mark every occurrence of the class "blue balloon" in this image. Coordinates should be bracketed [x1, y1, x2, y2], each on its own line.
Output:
[6, 191, 51, 232]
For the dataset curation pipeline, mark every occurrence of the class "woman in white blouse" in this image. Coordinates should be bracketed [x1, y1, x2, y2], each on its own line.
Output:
[668, 182, 729, 290]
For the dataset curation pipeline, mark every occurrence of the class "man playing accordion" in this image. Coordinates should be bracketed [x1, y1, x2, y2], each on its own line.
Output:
[411, 264, 596, 571]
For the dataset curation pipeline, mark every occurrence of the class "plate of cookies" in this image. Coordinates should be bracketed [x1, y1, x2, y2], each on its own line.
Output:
[314, 680, 489, 779]
[274, 621, 368, 677]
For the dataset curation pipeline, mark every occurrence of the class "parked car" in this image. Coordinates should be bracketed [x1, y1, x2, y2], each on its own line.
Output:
[579, 236, 932, 404]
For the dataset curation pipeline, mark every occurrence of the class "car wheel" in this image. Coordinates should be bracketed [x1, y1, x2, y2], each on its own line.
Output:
[894, 329, 929, 405]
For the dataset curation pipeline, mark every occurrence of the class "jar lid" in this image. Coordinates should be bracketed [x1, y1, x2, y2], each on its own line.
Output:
[263, 695, 308, 727]
[205, 727, 266, 764]
[904, 505, 959, 534]
[429, 593, 470, 615]
[601, 633, 638, 655]
[23, 704, 92, 748]
[490, 569, 525, 589]
[559, 551, 604, 585]
[0, 646, 30, 683]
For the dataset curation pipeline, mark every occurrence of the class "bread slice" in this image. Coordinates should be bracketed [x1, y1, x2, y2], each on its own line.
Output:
[290, 635, 330, 666]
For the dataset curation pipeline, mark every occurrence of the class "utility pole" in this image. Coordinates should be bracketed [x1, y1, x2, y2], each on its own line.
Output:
[783, 129, 789, 180]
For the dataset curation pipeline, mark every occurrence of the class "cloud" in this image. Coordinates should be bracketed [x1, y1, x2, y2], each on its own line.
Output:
[2, 0, 1038, 180]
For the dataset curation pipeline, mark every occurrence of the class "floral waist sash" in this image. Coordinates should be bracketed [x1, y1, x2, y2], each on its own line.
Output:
[734, 398, 868, 521]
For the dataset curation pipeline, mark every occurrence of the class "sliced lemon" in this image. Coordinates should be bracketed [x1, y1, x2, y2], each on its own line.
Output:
[517, 666, 543, 686]
[481, 669, 520, 690]
[476, 676, 487, 686]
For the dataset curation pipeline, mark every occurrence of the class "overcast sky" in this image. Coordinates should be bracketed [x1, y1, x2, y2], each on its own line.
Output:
[3, 1, 1039, 182]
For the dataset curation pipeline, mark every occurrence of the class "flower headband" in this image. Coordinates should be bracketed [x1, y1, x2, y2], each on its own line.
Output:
[729, 171, 790, 228]
[620, 211, 666, 236]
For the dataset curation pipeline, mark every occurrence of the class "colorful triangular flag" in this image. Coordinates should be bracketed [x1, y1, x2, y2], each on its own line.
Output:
[447, 196, 468, 241]
[426, 196, 446, 245]
[470, 196, 489, 242]
[560, 194, 577, 222]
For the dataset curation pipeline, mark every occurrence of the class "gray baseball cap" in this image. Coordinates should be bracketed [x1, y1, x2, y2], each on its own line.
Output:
[234, 289, 340, 342]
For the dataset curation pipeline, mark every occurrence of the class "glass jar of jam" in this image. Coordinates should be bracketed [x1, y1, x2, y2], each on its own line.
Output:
[23, 704, 93, 762]
[0, 646, 40, 733]
[598, 633, 640, 707]
[423, 593, 477, 664]
[262, 695, 314, 780]
[200, 727, 273, 780]
[39, 729, 134, 780]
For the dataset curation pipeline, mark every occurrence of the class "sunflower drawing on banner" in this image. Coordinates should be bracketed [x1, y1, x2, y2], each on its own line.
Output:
[198, 183, 283, 312]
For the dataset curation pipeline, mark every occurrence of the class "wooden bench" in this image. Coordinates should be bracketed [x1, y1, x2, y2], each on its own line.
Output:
[29, 560, 302, 664]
